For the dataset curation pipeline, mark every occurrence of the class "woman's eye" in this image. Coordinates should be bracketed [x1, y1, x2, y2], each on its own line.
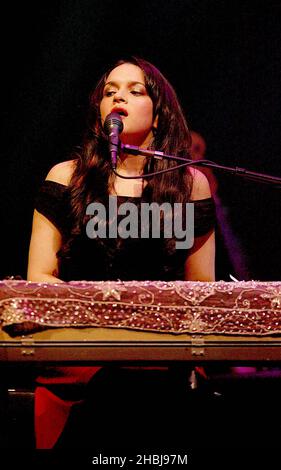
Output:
[104, 90, 115, 96]
[130, 90, 142, 95]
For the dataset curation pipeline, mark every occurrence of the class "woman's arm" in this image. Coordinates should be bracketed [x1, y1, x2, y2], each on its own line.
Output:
[184, 229, 215, 281]
[184, 169, 216, 281]
[27, 160, 75, 283]
[27, 209, 63, 283]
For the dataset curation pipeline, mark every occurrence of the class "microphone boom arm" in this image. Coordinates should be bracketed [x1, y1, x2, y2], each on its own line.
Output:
[121, 143, 281, 187]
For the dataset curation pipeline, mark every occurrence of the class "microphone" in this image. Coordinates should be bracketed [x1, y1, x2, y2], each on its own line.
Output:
[104, 112, 124, 169]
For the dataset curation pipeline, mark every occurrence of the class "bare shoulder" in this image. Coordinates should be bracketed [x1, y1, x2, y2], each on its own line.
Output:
[189, 167, 211, 200]
[45, 159, 77, 186]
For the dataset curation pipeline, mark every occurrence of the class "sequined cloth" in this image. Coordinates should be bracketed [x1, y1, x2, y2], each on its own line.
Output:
[0, 280, 281, 337]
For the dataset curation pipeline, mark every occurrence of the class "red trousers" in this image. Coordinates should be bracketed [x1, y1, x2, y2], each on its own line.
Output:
[35, 366, 100, 448]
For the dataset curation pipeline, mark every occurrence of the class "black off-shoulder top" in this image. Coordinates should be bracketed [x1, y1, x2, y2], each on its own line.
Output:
[35, 180, 216, 281]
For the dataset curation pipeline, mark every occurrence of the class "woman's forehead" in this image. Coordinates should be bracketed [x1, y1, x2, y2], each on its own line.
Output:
[106, 63, 144, 83]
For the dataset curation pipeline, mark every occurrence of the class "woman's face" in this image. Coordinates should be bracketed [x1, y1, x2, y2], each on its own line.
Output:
[100, 63, 157, 147]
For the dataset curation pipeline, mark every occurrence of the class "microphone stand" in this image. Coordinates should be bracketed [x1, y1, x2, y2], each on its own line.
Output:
[120, 143, 281, 187]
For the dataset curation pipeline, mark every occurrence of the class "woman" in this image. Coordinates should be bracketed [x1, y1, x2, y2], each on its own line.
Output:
[27, 57, 215, 448]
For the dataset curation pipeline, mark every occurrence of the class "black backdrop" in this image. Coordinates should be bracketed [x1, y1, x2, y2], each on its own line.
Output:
[1, 0, 281, 281]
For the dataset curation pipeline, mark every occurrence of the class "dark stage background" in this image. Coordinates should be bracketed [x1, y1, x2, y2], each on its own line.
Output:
[1, 0, 281, 281]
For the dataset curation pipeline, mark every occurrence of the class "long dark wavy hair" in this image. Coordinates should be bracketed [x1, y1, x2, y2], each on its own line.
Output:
[59, 56, 194, 264]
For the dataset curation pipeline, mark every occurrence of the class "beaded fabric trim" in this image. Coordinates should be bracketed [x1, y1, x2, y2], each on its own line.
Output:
[0, 280, 281, 336]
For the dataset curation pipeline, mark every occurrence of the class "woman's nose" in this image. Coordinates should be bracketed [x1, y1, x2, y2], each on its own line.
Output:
[113, 90, 127, 103]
